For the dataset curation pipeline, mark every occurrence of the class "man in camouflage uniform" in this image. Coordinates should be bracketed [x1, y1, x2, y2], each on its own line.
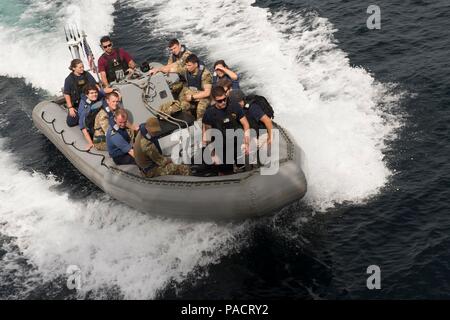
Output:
[134, 117, 190, 178]
[178, 54, 212, 120]
[166, 39, 192, 67]
[149, 39, 192, 96]
[93, 91, 138, 151]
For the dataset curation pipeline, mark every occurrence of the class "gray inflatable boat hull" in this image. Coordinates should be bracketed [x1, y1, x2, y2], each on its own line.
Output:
[32, 72, 306, 219]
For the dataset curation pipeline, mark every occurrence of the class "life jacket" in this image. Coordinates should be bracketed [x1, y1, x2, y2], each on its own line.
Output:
[69, 72, 89, 106]
[185, 64, 205, 90]
[102, 48, 129, 83]
[170, 45, 187, 63]
[244, 95, 275, 129]
[135, 124, 162, 173]
[104, 106, 115, 127]
[83, 99, 105, 137]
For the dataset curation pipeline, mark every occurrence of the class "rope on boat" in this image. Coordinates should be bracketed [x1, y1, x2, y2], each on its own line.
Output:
[40, 111, 109, 168]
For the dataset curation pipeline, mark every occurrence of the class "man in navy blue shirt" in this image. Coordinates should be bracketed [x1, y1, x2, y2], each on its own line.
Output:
[106, 108, 136, 165]
[229, 89, 273, 146]
[202, 86, 250, 174]
[77, 84, 106, 150]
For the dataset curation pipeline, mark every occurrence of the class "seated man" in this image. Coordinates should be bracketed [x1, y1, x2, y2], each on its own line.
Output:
[228, 89, 273, 146]
[149, 38, 192, 75]
[134, 117, 190, 178]
[149, 39, 193, 96]
[93, 91, 138, 151]
[106, 108, 135, 165]
[202, 86, 250, 174]
[78, 84, 106, 150]
[178, 54, 212, 120]
[97, 36, 136, 88]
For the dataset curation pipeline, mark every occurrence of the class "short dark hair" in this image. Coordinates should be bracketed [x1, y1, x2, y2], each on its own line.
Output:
[185, 54, 199, 65]
[100, 36, 111, 44]
[168, 39, 179, 47]
[211, 86, 226, 98]
[84, 83, 98, 94]
[216, 77, 232, 89]
[213, 60, 228, 69]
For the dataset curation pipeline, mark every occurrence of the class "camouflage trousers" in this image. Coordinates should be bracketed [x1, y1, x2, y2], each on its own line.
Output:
[179, 87, 209, 120]
[144, 162, 191, 178]
[169, 82, 184, 99]
[94, 141, 107, 151]
[159, 100, 182, 116]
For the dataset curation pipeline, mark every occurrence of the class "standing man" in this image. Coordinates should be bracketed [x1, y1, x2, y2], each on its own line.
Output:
[134, 117, 190, 178]
[97, 36, 136, 88]
[179, 54, 212, 120]
[106, 108, 135, 165]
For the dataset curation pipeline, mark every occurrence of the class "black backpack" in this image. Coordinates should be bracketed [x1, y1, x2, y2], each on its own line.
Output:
[84, 100, 104, 137]
[245, 95, 274, 119]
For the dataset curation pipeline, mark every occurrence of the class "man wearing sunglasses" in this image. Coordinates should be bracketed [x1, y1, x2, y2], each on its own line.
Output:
[202, 86, 250, 174]
[98, 36, 136, 88]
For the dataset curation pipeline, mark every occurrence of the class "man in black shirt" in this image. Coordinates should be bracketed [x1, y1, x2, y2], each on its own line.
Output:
[228, 89, 273, 146]
[202, 86, 250, 174]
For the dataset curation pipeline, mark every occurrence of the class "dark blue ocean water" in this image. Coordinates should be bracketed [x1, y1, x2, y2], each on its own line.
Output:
[0, 0, 449, 299]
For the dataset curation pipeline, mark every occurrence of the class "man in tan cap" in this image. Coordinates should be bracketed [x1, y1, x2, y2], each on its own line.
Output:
[134, 117, 191, 178]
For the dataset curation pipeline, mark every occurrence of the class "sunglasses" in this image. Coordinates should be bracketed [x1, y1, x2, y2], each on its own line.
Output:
[215, 97, 227, 104]
[102, 43, 112, 49]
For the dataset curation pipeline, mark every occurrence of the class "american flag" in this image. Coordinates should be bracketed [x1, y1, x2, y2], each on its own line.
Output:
[82, 37, 97, 73]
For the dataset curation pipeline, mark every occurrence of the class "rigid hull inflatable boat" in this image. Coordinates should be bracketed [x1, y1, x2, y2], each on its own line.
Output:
[32, 65, 307, 219]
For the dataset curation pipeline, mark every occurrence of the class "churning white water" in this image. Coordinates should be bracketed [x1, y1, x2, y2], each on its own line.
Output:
[0, 0, 401, 298]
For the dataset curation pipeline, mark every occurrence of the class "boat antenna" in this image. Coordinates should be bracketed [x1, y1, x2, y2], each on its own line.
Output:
[76, 25, 85, 56]
[64, 27, 73, 58]
[65, 24, 81, 59]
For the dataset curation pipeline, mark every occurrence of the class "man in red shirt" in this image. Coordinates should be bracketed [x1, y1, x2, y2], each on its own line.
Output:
[97, 36, 136, 88]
